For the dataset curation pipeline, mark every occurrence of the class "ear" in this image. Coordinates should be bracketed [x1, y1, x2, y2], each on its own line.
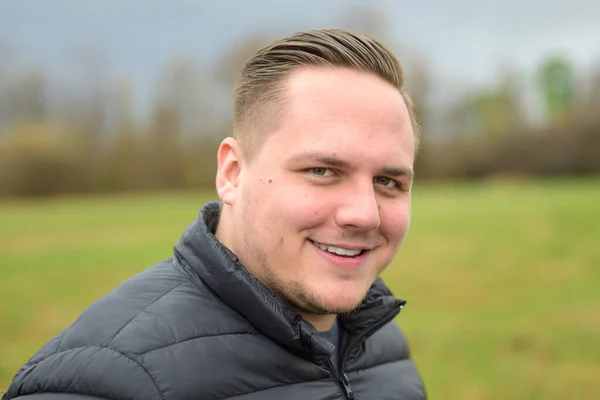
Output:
[215, 137, 243, 206]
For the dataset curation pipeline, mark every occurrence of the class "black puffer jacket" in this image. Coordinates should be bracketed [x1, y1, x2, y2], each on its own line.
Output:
[3, 202, 426, 400]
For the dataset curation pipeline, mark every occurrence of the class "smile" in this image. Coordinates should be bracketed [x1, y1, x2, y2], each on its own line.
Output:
[310, 240, 365, 257]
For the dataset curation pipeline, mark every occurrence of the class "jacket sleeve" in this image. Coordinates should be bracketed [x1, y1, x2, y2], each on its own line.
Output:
[5, 394, 109, 400]
[3, 344, 163, 400]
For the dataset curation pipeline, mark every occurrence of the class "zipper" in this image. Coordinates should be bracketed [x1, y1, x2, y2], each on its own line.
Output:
[327, 358, 355, 399]
[340, 373, 355, 400]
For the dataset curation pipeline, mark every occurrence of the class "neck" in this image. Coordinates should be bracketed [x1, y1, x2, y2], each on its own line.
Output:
[299, 311, 337, 332]
[214, 205, 234, 249]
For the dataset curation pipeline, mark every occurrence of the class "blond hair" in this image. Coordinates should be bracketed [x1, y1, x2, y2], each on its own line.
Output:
[233, 28, 419, 161]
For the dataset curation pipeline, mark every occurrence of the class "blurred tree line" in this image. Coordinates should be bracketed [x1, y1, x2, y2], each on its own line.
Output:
[1, 10, 599, 197]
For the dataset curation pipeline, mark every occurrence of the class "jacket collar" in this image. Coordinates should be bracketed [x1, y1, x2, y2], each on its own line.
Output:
[173, 201, 406, 363]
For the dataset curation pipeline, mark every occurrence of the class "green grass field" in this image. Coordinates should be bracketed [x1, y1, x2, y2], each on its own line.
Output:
[1, 178, 599, 399]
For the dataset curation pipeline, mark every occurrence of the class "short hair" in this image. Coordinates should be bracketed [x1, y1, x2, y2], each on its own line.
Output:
[232, 28, 420, 161]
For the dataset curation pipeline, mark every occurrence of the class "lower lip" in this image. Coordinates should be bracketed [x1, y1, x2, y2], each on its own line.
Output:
[310, 241, 370, 270]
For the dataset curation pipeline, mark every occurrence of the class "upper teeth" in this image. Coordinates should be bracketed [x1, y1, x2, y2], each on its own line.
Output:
[313, 241, 363, 256]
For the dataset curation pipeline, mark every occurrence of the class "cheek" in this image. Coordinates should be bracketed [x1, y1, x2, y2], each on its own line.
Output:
[270, 183, 331, 224]
[380, 202, 411, 240]
[244, 185, 307, 239]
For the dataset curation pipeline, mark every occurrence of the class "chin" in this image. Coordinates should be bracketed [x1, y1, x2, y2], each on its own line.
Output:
[309, 283, 370, 314]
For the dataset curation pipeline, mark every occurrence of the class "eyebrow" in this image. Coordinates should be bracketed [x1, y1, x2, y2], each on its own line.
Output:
[380, 166, 414, 181]
[289, 153, 414, 181]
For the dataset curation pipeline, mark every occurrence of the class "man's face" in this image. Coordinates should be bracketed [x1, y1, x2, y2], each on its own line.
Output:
[224, 66, 415, 317]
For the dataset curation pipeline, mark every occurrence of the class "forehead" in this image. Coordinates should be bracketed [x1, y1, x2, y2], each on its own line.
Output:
[286, 67, 409, 122]
[260, 67, 415, 165]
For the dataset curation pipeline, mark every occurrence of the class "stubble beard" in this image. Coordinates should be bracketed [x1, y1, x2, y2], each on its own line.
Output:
[260, 258, 366, 317]
[241, 233, 365, 318]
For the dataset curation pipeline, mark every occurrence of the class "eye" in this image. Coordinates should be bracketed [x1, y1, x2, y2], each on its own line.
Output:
[310, 167, 334, 177]
[373, 176, 399, 188]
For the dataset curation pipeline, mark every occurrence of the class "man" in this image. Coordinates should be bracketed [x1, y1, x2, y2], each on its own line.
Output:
[4, 29, 425, 399]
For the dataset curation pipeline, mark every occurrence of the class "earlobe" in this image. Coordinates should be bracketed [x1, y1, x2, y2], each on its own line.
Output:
[215, 137, 242, 206]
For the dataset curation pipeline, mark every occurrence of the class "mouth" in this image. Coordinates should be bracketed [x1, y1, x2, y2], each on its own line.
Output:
[310, 240, 370, 258]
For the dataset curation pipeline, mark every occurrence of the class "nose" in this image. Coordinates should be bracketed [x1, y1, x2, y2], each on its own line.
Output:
[334, 182, 381, 231]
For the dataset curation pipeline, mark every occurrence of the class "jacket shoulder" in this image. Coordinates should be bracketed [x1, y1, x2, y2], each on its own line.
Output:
[5, 259, 256, 399]
[49, 259, 255, 354]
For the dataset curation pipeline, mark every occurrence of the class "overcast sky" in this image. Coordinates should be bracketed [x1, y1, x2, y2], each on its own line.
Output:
[1, 0, 598, 117]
